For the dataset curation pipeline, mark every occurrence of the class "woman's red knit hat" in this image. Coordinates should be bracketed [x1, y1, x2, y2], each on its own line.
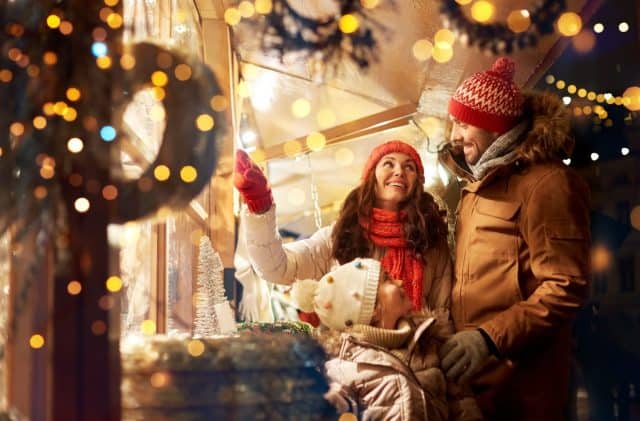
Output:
[361, 140, 425, 182]
[448, 57, 524, 134]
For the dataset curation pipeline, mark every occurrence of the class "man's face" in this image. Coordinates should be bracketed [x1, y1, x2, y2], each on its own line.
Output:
[449, 117, 498, 165]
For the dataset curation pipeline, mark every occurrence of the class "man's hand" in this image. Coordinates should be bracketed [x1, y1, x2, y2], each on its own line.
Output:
[439, 330, 490, 384]
[233, 150, 273, 214]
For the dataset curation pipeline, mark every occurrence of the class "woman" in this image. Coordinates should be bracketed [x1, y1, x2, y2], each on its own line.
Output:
[234, 140, 452, 316]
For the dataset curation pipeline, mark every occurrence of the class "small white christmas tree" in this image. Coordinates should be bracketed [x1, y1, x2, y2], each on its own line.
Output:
[194, 235, 236, 336]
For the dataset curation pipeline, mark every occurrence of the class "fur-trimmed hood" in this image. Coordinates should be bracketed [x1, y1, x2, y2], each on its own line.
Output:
[439, 91, 574, 179]
[516, 91, 574, 163]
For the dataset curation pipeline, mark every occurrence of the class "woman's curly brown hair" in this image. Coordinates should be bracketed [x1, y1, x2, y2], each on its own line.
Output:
[331, 171, 448, 264]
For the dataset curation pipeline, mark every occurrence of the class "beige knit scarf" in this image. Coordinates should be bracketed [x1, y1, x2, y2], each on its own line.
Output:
[469, 121, 528, 180]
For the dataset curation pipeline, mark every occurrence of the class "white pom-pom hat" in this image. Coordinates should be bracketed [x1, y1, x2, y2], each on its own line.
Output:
[291, 258, 381, 331]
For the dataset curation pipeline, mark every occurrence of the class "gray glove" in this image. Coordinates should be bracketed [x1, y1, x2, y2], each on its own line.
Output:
[439, 330, 489, 384]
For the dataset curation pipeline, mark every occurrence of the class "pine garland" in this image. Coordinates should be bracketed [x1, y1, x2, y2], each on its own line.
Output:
[241, 0, 392, 77]
[439, 0, 566, 55]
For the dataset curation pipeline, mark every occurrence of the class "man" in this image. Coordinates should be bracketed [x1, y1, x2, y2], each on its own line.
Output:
[437, 57, 591, 420]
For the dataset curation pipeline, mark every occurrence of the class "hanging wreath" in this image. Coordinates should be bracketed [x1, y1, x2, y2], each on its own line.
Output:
[439, 0, 566, 55]
[248, 0, 391, 76]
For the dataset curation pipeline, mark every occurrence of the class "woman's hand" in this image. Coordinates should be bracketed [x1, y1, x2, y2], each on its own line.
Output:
[233, 150, 273, 214]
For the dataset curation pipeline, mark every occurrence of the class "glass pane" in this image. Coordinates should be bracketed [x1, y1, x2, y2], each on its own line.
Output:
[166, 213, 199, 334]
[116, 221, 158, 336]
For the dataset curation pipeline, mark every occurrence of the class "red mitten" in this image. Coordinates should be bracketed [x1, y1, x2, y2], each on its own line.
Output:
[234, 150, 273, 213]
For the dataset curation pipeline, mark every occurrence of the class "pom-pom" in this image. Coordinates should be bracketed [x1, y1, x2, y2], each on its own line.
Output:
[290, 279, 319, 313]
[491, 57, 516, 80]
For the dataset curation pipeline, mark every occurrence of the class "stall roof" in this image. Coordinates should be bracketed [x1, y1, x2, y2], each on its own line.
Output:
[196, 0, 600, 236]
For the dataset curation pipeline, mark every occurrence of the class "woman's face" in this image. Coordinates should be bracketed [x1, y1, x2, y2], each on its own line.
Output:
[373, 152, 419, 211]
[375, 277, 414, 329]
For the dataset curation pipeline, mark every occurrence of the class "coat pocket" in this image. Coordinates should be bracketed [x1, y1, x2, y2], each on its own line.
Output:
[475, 198, 521, 220]
[543, 219, 589, 277]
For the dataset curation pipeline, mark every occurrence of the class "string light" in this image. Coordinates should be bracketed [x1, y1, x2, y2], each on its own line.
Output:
[621, 147, 630, 156]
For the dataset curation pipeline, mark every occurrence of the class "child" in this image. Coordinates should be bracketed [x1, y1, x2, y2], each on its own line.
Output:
[292, 257, 482, 420]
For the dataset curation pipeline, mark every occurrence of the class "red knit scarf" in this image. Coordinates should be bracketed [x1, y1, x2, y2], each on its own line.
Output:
[360, 208, 424, 310]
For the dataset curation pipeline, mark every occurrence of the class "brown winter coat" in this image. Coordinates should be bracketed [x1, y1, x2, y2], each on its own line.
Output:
[439, 92, 591, 420]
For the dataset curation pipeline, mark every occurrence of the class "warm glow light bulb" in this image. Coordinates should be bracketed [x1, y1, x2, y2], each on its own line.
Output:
[470, 1, 495, 23]
[306, 132, 326, 151]
[74, 197, 90, 213]
[254, 0, 273, 14]
[432, 44, 453, 63]
[434, 29, 455, 48]
[557, 12, 582, 37]
[412, 39, 433, 61]
[224, 7, 242, 26]
[339, 14, 359, 34]
[196, 114, 215, 131]
[507, 9, 531, 33]
[291, 98, 311, 118]
[67, 137, 84, 153]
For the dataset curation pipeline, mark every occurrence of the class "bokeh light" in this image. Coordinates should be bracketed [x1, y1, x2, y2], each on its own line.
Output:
[196, 114, 215, 131]
[105, 275, 123, 292]
[591, 244, 612, 272]
[100, 125, 116, 141]
[557, 12, 582, 36]
[102, 185, 118, 200]
[432, 44, 453, 63]
[180, 166, 198, 183]
[210, 95, 229, 112]
[470, 1, 495, 23]
[254, 0, 273, 14]
[412, 39, 433, 61]
[434, 29, 455, 47]
[67, 137, 84, 153]
[339, 14, 359, 34]
[572, 29, 595, 53]
[224, 7, 241, 26]
[306, 132, 326, 151]
[622, 86, 640, 111]
[149, 371, 170, 388]
[154, 165, 171, 181]
[46, 15, 61, 29]
[630, 206, 640, 231]
[507, 9, 531, 33]
[283, 140, 302, 157]
[174, 64, 192, 81]
[91, 320, 107, 335]
[335, 147, 354, 166]
[74, 197, 90, 213]
[141, 320, 157, 335]
[238, 1, 255, 18]
[187, 340, 205, 357]
[30, 334, 45, 349]
[291, 98, 311, 118]
[593, 23, 604, 33]
[67, 280, 82, 295]
[151, 71, 168, 87]
[316, 108, 336, 128]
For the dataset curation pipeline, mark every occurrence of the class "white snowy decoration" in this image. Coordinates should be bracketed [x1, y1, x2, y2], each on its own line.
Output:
[194, 235, 236, 336]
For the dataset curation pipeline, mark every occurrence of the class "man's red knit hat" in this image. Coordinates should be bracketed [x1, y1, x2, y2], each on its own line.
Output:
[448, 57, 524, 134]
[361, 140, 424, 182]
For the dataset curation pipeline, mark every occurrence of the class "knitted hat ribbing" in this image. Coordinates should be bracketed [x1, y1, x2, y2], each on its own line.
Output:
[360, 140, 425, 182]
[448, 57, 524, 134]
[291, 258, 381, 331]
